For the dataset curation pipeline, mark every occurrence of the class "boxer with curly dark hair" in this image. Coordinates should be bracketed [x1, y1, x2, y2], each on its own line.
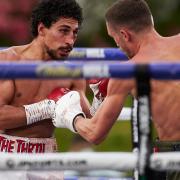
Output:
[0, 0, 90, 179]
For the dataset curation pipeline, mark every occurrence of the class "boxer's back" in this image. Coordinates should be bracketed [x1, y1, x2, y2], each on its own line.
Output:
[135, 34, 180, 140]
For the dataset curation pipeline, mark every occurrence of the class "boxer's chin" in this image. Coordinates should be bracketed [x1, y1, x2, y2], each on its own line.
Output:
[47, 49, 68, 60]
[47, 49, 62, 60]
[57, 51, 69, 60]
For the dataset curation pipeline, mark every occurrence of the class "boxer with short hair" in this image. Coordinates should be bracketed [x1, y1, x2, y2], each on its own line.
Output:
[0, 0, 90, 179]
[52, 1, 180, 180]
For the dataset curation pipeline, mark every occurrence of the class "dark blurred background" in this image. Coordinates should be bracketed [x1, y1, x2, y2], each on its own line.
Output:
[0, 0, 179, 47]
[0, 0, 179, 153]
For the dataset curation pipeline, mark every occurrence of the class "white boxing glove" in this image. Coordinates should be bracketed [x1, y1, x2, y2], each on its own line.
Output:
[52, 91, 86, 133]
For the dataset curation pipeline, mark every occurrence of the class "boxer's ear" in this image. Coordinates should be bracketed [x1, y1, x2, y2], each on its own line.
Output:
[120, 29, 131, 42]
[38, 22, 46, 37]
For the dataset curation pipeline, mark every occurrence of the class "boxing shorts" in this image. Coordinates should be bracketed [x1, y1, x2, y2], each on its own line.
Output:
[153, 140, 180, 152]
[0, 134, 64, 180]
[0, 133, 58, 153]
[153, 140, 180, 180]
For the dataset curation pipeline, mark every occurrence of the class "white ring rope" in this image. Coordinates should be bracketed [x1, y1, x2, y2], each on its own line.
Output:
[0, 152, 136, 171]
[0, 152, 179, 171]
[118, 107, 132, 121]
[151, 152, 180, 171]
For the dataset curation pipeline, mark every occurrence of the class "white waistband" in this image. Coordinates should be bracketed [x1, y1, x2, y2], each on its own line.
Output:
[0, 134, 58, 153]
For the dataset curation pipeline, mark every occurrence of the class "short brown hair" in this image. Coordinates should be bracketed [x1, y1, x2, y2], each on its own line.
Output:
[105, 0, 153, 32]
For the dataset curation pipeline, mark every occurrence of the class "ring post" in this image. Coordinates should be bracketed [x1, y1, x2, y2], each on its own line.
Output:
[131, 98, 139, 180]
[135, 64, 153, 180]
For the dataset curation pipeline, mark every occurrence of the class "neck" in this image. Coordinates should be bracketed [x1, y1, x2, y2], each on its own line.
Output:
[23, 38, 51, 61]
[138, 28, 162, 50]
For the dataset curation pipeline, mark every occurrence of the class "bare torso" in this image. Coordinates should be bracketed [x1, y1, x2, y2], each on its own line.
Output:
[0, 45, 88, 138]
[133, 34, 180, 140]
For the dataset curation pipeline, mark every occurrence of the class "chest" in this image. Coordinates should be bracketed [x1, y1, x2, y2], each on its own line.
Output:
[12, 79, 73, 105]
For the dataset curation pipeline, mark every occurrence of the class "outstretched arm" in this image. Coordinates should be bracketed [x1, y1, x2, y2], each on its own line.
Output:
[74, 79, 132, 144]
[53, 79, 134, 144]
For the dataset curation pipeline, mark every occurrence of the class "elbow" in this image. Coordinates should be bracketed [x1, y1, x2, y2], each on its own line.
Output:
[92, 139, 102, 145]
[88, 137, 100, 145]
[87, 124, 107, 145]
[0, 110, 7, 129]
[87, 132, 106, 145]
[77, 116, 107, 145]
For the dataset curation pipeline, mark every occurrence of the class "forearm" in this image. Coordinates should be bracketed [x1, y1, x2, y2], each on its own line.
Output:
[0, 105, 26, 129]
[0, 99, 55, 129]
[80, 92, 91, 118]
[74, 116, 105, 144]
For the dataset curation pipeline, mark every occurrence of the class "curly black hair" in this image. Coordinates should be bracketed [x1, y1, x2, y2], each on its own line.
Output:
[31, 0, 83, 37]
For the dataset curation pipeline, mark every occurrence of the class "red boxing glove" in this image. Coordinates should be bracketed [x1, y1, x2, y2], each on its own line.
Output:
[47, 87, 70, 102]
[88, 78, 109, 116]
[88, 78, 109, 99]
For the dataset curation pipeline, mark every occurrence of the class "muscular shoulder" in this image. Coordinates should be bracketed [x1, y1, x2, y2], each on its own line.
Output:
[0, 47, 21, 61]
[0, 80, 15, 105]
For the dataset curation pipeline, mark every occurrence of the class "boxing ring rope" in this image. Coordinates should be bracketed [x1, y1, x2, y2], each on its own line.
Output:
[0, 152, 136, 171]
[0, 47, 128, 61]
[69, 48, 128, 60]
[0, 61, 179, 180]
[0, 152, 179, 171]
[0, 61, 179, 79]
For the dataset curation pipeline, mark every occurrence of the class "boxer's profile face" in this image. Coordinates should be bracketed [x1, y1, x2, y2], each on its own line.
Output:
[106, 22, 136, 58]
[39, 17, 79, 60]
